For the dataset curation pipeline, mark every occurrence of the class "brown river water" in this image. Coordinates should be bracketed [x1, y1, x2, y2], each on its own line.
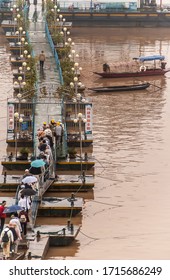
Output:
[1, 27, 170, 260]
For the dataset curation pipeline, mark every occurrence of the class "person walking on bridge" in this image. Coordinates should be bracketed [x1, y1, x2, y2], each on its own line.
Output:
[39, 51, 46, 70]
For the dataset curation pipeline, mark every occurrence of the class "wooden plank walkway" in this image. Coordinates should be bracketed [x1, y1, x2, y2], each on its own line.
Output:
[27, 236, 50, 260]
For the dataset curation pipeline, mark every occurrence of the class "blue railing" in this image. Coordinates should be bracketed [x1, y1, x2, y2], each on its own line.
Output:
[45, 21, 64, 85]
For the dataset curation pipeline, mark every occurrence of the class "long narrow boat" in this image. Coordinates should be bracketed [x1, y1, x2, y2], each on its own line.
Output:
[93, 68, 170, 78]
[94, 55, 170, 78]
[88, 82, 150, 93]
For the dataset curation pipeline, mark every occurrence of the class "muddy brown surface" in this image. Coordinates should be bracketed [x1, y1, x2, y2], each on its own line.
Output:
[1, 27, 170, 259]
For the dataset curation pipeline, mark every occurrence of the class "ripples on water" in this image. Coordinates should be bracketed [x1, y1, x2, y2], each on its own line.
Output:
[52, 28, 170, 260]
[1, 27, 170, 259]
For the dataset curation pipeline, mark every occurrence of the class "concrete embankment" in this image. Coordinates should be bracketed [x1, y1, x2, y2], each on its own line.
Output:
[58, 11, 170, 28]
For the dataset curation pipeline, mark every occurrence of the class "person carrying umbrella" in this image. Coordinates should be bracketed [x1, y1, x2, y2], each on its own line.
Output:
[3, 204, 23, 214]
[0, 200, 6, 233]
[22, 169, 32, 178]
[19, 188, 36, 231]
[22, 175, 38, 185]
[29, 159, 46, 182]
[18, 194, 31, 213]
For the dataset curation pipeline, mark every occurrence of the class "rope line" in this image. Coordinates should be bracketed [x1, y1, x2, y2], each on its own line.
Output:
[90, 200, 122, 207]
[79, 230, 99, 240]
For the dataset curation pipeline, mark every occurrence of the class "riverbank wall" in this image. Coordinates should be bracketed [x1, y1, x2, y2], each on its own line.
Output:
[1, 9, 170, 27]
[55, 11, 170, 28]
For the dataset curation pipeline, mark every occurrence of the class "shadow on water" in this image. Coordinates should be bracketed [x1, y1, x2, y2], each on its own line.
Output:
[45, 240, 80, 260]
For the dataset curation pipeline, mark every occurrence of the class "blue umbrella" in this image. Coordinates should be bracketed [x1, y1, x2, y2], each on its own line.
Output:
[3, 205, 23, 213]
[31, 159, 45, 168]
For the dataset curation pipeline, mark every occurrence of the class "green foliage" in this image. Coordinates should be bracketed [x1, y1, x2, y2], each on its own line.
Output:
[46, 0, 55, 11]
[68, 147, 77, 158]
[60, 58, 74, 86]
[46, 10, 55, 25]
[57, 46, 71, 59]
[24, 57, 37, 96]
[56, 85, 74, 99]
[52, 32, 64, 45]
[19, 147, 30, 155]
[45, 1, 81, 100]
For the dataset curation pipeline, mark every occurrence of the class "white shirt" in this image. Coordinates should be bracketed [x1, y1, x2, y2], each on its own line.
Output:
[18, 197, 31, 211]
[55, 125, 62, 136]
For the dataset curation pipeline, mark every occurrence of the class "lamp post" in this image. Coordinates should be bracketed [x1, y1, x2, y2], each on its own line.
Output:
[14, 76, 26, 95]
[18, 63, 30, 82]
[18, 75, 23, 93]
[19, 36, 25, 56]
[57, 14, 66, 32]
[51, 5, 60, 32]
[22, 61, 27, 81]
[16, 13, 21, 29]
[20, 49, 29, 60]
[70, 78, 85, 117]
[15, 26, 25, 44]
[68, 49, 79, 63]
[72, 62, 82, 77]
[17, 93, 22, 119]
[73, 113, 87, 176]
[10, 5, 19, 33]
[60, 27, 70, 44]
[14, 112, 23, 159]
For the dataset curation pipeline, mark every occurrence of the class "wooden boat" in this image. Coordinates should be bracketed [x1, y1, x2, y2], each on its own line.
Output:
[93, 69, 170, 78]
[88, 82, 150, 93]
[94, 55, 170, 78]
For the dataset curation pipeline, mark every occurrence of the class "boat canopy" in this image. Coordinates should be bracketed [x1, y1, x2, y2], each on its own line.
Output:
[133, 55, 165, 62]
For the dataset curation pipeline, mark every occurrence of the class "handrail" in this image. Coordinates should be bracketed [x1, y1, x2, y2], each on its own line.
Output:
[45, 21, 64, 85]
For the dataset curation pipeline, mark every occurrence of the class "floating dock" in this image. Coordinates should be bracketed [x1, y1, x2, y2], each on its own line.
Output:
[26, 224, 80, 259]
[0, 174, 94, 192]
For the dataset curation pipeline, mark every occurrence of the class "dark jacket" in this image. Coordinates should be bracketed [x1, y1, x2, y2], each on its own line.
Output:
[9, 227, 17, 241]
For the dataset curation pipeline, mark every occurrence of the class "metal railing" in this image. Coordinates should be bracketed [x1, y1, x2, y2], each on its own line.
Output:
[45, 21, 63, 85]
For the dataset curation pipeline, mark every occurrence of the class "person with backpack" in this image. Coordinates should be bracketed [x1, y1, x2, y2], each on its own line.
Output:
[8, 222, 19, 255]
[0, 225, 14, 260]
[9, 221, 22, 255]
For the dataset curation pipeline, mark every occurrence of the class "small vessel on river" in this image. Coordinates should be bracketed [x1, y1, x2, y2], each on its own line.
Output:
[88, 82, 150, 93]
[94, 55, 170, 78]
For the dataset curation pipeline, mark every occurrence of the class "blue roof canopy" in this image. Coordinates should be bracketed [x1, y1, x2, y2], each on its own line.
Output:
[134, 55, 165, 62]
